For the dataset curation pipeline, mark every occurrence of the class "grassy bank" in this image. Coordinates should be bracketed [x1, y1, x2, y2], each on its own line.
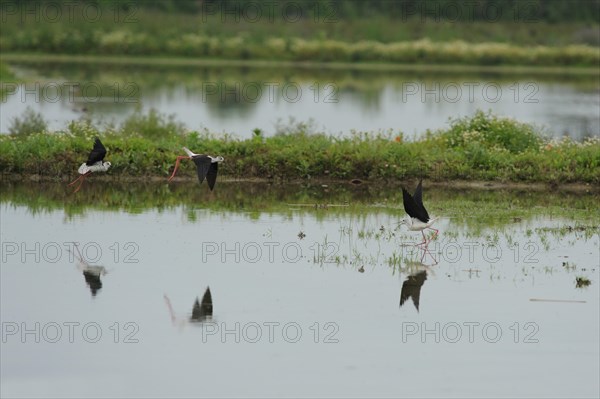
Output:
[5, 53, 600, 76]
[1, 110, 599, 184]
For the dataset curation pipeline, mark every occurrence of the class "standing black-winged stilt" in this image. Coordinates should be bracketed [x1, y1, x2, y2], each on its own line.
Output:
[168, 147, 224, 190]
[398, 179, 439, 246]
[164, 287, 213, 326]
[400, 270, 427, 311]
[67, 137, 111, 193]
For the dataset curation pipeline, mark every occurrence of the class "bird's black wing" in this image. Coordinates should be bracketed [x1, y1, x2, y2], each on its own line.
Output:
[83, 271, 102, 297]
[413, 179, 424, 208]
[191, 287, 213, 321]
[402, 186, 429, 223]
[86, 138, 107, 166]
[412, 179, 431, 222]
[206, 162, 219, 191]
[399, 271, 427, 311]
[191, 155, 212, 185]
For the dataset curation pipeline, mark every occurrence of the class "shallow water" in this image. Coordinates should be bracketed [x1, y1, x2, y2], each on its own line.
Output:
[2, 61, 599, 140]
[1, 182, 599, 398]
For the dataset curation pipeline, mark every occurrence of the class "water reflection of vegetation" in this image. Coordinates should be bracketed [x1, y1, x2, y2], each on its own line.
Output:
[3, 60, 599, 121]
[5, 60, 599, 100]
[2, 181, 598, 229]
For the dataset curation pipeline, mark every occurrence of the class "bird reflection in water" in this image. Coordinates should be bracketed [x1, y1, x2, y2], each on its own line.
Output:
[400, 265, 428, 312]
[164, 287, 213, 327]
[68, 243, 107, 297]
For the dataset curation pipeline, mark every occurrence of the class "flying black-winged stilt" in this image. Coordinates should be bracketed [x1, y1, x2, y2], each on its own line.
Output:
[164, 287, 213, 326]
[168, 147, 224, 190]
[67, 137, 111, 193]
[398, 179, 439, 246]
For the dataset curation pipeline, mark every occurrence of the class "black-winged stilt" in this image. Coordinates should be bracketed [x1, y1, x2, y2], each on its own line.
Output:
[398, 179, 439, 246]
[164, 287, 213, 326]
[168, 147, 224, 190]
[400, 270, 427, 311]
[67, 137, 111, 193]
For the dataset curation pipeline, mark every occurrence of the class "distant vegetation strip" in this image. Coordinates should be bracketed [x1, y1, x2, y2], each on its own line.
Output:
[1, 110, 598, 184]
[1, 35, 597, 67]
[1, 1, 599, 67]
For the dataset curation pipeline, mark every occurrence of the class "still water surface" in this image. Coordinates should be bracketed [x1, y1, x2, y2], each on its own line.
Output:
[1, 182, 599, 398]
[2, 61, 599, 140]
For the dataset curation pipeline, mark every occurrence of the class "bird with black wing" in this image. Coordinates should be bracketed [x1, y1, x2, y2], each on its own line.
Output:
[398, 179, 439, 246]
[67, 137, 111, 193]
[400, 270, 428, 312]
[168, 147, 223, 191]
[164, 287, 214, 327]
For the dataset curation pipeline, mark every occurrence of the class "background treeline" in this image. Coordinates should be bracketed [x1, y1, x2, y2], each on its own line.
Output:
[7, 0, 600, 23]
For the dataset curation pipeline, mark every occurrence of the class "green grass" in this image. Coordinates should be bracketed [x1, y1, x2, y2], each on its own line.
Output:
[1, 110, 599, 184]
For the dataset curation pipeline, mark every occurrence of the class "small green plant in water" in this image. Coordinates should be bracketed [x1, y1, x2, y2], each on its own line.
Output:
[575, 276, 591, 288]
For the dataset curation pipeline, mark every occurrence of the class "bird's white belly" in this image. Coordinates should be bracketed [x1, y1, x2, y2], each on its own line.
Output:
[78, 162, 108, 174]
[408, 218, 434, 231]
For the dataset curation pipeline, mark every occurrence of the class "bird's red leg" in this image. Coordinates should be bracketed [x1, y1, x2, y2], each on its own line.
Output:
[168, 156, 190, 182]
[416, 230, 427, 247]
[72, 175, 86, 193]
[422, 228, 439, 245]
[419, 242, 433, 264]
[163, 294, 176, 324]
[70, 172, 91, 193]
[67, 174, 84, 186]
[427, 247, 439, 265]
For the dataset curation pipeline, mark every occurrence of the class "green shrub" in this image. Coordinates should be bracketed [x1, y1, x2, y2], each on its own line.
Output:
[8, 107, 48, 136]
[118, 108, 188, 139]
[441, 110, 543, 153]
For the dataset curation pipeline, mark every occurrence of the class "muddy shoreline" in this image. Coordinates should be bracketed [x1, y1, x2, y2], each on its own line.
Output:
[2, 174, 598, 194]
